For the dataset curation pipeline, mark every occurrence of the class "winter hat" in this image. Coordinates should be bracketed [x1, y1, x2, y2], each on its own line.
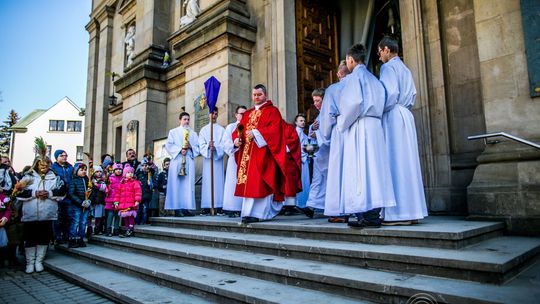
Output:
[102, 155, 113, 168]
[54, 149, 66, 160]
[123, 164, 134, 177]
[93, 165, 104, 173]
[73, 162, 87, 175]
[112, 162, 123, 171]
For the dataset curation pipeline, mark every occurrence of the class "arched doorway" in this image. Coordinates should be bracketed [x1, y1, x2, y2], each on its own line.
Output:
[295, 0, 403, 122]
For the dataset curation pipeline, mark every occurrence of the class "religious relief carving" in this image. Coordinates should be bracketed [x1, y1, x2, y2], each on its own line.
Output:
[194, 93, 209, 133]
[126, 120, 139, 151]
[124, 24, 136, 67]
[180, 0, 200, 27]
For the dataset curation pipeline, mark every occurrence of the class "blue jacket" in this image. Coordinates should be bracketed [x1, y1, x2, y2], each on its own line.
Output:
[51, 162, 73, 203]
[51, 162, 73, 184]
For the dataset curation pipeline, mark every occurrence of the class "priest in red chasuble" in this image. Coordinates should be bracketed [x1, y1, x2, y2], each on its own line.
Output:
[282, 121, 302, 206]
[233, 84, 288, 224]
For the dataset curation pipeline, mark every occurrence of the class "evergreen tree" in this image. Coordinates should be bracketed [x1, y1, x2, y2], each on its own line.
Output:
[0, 110, 19, 155]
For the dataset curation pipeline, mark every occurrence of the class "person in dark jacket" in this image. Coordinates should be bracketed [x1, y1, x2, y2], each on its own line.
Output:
[157, 158, 170, 217]
[90, 166, 107, 235]
[0, 156, 22, 266]
[67, 163, 91, 248]
[51, 149, 73, 244]
[135, 157, 157, 225]
[122, 149, 140, 172]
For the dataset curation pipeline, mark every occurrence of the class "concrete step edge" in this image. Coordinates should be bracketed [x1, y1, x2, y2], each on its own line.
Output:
[44, 251, 214, 304]
[57, 242, 530, 304]
[132, 225, 540, 276]
[54, 245, 370, 304]
[149, 216, 505, 241]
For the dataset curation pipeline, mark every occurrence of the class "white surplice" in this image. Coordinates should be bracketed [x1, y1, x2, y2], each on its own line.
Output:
[222, 121, 243, 212]
[380, 56, 428, 221]
[164, 125, 199, 211]
[335, 64, 396, 215]
[295, 126, 310, 208]
[314, 81, 345, 214]
[199, 122, 225, 209]
[306, 115, 329, 210]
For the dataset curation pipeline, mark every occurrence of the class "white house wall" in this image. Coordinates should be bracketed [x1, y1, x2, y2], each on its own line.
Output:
[11, 98, 85, 171]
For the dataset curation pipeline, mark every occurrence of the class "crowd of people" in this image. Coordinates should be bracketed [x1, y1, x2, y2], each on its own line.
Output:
[0, 37, 427, 275]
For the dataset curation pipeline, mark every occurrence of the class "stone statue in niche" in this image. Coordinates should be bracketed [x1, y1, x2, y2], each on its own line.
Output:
[180, 0, 200, 27]
[124, 24, 136, 67]
[126, 120, 139, 151]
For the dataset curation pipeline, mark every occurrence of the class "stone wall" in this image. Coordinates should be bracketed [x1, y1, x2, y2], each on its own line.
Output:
[467, 0, 540, 235]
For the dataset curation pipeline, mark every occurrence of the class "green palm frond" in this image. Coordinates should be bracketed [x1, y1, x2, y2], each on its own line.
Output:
[34, 137, 48, 160]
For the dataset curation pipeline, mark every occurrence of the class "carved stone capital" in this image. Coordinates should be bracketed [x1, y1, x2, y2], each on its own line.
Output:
[170, 0, 256, 62]
[94, 5, 115, 24]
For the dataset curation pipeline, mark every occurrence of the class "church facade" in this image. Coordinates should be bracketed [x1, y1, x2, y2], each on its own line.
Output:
[85, 0, 540, 234]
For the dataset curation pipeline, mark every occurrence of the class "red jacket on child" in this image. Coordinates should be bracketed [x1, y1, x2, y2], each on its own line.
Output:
[105, 174, 122, 210]
[113, 178, 142, 211]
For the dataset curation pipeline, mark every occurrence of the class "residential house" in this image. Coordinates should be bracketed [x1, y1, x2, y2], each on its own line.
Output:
[9, 97, 85, 171]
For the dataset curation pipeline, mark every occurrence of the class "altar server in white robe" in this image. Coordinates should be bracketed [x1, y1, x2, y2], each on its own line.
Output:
[337, 44, 396, 228]
[164, 112, 200, 215]
[306, 88, 328, 211]
[377, 37, 428, 225]
[222, 106, 247, 216]
[199, 109, 226, 214]
[319, 61, 350, 222]
[293, 114, 311, 208]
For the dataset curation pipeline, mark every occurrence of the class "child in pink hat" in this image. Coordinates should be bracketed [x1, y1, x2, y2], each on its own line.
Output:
[104, 163, 123, 236]
[113, 164, 141, 237]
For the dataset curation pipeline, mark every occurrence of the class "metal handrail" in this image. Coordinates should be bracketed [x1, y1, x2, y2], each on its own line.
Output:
[468, 132, 540, 150]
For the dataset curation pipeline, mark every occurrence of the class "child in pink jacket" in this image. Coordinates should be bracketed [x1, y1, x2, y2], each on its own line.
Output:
[113, 164, 141, 237]
[105, 163, 123, 236]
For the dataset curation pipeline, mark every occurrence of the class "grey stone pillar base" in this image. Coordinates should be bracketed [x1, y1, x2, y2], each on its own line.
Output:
[467, 141, 540, 236]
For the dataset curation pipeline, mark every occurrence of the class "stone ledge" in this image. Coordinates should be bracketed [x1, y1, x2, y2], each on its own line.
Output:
[54, 242, 540, 303]
[54, 245, 365, 304]
[149, 216, 504, 249]
[45, 252, 213, 304]
[94, 229, 540, 284]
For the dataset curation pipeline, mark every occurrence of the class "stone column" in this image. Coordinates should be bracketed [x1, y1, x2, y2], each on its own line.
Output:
[467, 0, 540, 235]
[400, 0, 458, 213]
[84, 18, 100, 157]
[92, 5, 115, 159]
[269, 0, 298, 122]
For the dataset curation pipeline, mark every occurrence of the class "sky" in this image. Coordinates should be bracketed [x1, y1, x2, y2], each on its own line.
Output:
[0, 0, 91, 123]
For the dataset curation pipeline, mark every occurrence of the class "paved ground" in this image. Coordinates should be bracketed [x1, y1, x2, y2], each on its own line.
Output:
[0, 266, 115, 304]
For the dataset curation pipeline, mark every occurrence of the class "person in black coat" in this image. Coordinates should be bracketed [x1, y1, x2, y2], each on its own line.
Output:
[156, 158, 170, 217]
[135, 157, 157, 225]
[67, 163, 91, 248]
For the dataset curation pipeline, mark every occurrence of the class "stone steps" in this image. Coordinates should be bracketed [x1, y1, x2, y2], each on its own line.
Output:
[52, 239, 540, 304]
[48, 215, 540, 303]
[149, 215, 504, 249]
[51, 245, 370, 304]
[118, 225, 540, 284]
[45, 251, 214, 304]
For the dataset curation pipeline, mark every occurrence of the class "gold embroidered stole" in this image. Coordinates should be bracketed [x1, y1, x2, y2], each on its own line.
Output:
[237, 109, 262, 185]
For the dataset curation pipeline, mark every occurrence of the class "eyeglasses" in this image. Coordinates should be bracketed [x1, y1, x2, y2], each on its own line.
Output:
[60, 154, 68, 157]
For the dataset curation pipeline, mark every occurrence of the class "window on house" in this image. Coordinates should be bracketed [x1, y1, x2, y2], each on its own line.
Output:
[75, 146, 84, 161]
[76, 146, 84, 161]
[49, 120, 64, 131]
[67, 121, 82, 132]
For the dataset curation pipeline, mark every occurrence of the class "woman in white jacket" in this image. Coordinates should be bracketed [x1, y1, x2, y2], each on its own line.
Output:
[18, 153, 66, 273]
